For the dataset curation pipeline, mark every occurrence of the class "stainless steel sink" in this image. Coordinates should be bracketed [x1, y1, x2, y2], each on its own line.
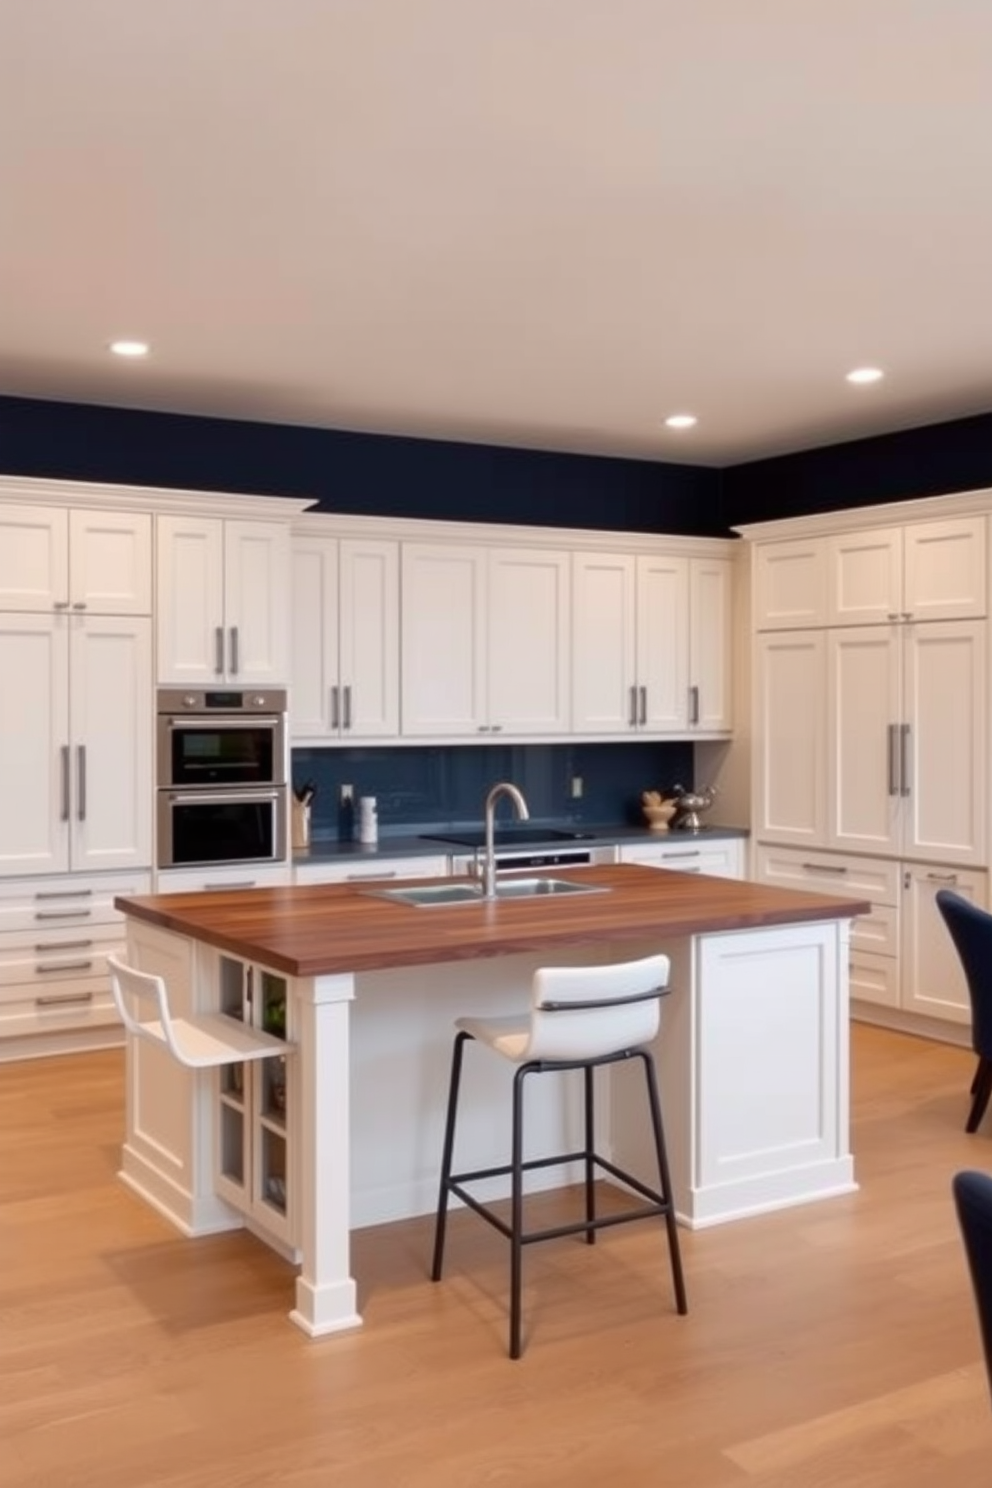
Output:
[366, 877, 608, 908]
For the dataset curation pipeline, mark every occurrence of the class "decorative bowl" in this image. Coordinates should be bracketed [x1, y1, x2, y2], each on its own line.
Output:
[643, 801, 677, 832]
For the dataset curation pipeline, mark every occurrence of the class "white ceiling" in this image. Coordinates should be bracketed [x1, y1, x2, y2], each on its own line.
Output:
[3, 0, 992, 468]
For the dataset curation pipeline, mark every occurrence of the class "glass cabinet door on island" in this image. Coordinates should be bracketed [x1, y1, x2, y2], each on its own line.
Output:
[215, 954, 296, 1252]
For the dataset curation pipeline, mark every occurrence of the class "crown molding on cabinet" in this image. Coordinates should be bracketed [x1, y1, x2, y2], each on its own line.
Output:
[733, 486, 992, 544]
[0, 473, 316, 520]
[292, 509, 738, 556]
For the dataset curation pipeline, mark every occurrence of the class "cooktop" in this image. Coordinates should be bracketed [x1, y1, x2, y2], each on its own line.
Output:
[421, 827, 595, 849]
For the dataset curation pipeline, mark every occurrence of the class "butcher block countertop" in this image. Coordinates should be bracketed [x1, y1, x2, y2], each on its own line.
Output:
[115, 865, 869, 979]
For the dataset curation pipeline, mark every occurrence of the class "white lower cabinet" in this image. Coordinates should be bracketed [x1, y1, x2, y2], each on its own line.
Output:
[214, 953, 296, 1252]
[754, 844, 985, 1031]
[0, 871, 150, 1059]
[619, 837, 744, 879]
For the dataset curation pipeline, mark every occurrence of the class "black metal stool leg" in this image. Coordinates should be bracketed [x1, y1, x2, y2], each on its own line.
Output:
[640, 1050, 688, 1315]
[431, 1030, 471, 1282]
[967, 1057, 992, 1134]
[509, 1063, 528, 1359]
[584, 1064, 596, 1245]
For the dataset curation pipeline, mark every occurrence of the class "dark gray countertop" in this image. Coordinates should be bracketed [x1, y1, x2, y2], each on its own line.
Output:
[293, 823, 749, 867]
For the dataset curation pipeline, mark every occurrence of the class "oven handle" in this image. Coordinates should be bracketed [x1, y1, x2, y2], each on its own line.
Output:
[164, 717, 283, 730]
[166, 789, 283, 805]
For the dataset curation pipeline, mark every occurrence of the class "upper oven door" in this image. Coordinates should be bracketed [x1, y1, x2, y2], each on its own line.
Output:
[157, 713, 286, 788]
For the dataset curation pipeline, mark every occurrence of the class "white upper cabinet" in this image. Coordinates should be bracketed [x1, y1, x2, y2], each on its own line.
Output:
[290, 534, 399, 741]
[0, 612, 152, 876]
[157, 516, 290, 685]
[573, 551, 731, 735]
[401, 543, 570, 738]
[0, 504, 151, 615]
[753, 537, 829, 630]
[828, 517, 986, 625]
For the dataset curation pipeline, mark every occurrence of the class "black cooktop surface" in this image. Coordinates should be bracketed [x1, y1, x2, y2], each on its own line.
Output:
[421, 827, 595, 849]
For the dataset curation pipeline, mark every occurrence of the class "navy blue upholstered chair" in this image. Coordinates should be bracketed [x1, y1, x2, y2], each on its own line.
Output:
[952, 1170, 992, 1402]
[935, 891, 992, 1133]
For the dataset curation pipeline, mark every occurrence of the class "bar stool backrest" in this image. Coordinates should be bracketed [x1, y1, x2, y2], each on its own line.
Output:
[525, 953, 671, 1062]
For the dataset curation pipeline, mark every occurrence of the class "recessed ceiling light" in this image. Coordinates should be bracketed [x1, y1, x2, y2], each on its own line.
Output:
[846, 366, 884, 385]
[664, 413, 698, 430]
[109, 339, 150, 358]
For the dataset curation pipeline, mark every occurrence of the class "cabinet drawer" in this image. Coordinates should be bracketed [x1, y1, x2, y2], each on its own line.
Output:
[0, 874, 151, 932]
[0, 985, 119, 1038]
[754, 846, 899, 905]
[850, 950, 901, 1011]
[153, 865, 293, 893]
[850, 903, 899, 957]
[295, 855, 450, 885]
[0, 941, 120, 994]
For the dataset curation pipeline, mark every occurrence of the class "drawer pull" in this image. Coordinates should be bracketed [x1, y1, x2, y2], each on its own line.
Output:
[663, 850, 701, 860]
[36, 990, 95, 1007]
[800, 862, 849, 874]
[346, 870, 398, 881]
[35, 959, 94, 974]
[925, 872, 958, 884]
[34, 888, 94, 901]
[35, 909, 94, 921]
[203, 880, 257, 892]
[34, 939, 93, 953]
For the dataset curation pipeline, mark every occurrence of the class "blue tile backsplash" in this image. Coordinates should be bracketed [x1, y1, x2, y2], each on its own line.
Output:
[291, 742, 696, 840]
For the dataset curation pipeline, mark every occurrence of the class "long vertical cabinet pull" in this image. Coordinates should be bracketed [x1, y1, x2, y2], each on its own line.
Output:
[60, 746, 70, 822]
[628, 685, 638, 727]
[77, 746, 86, 821]
[229, 626, 239, 676]
[343, 685, 352, 730]
[330, 686, 340, 730]
[214, 627, 225, 676]
[900, 724, 911, 797]
[689, 685, 700, 725]
[638, 686, 647, 726]
[887, 723, 900, 796]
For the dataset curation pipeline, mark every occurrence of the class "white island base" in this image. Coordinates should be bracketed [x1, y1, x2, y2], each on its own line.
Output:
[118, 913, 855, 1339]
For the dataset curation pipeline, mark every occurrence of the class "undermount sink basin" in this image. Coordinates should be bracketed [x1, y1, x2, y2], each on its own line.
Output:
[366, 877, 608, 908]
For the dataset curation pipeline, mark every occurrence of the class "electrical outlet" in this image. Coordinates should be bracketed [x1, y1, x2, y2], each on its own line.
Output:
[570, 776, 583, 799]
[340, 783, 354, 804]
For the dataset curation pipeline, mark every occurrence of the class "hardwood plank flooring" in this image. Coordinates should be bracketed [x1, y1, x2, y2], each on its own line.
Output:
[2, 1024, 992, 1486]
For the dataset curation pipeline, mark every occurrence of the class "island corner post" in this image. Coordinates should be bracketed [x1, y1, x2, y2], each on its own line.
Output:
[114, 863, 867, 1337]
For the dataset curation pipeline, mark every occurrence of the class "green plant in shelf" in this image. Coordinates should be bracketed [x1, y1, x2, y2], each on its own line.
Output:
[263, 995, 286, 1039]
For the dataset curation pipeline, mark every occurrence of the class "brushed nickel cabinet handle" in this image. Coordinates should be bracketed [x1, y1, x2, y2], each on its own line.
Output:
[203, 879, 257, 891]
[343, 685, 352, 730]
[689, 685, 700, 725]
[214, 626, 225, 675]
[900, 723, 911, 797]
[639, 686, 647, 726]
[34, 939, 93, 953]
[229, 626, 239, 676]
[77, 745, 86, 821]
[330, 686, 340, 729]
[926, 871, 959, 884]
[36, 990, 95, 1006]
[35, 888, 93, 901]
[801, 862, 848, 874]
[887, 723, 899, 796]
[60, 745, 70, 822]
[35, 960, 94, 975]
[346, 871, 398, 881]
[628, 686, 638, 727]
[35, 909, 93, 921]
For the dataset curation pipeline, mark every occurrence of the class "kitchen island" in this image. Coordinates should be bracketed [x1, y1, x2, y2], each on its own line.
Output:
[115, 864, 867, 1338]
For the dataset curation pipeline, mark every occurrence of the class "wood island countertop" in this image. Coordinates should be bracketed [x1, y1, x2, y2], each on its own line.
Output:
[116, 865, 870, 978]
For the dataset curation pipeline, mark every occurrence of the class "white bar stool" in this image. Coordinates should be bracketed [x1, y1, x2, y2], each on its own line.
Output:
[107, 954, 289, 1069]
[430, 952, 687, 1359]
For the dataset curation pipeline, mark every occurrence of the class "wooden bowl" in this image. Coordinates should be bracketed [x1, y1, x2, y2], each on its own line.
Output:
[643, 803, 677, 832]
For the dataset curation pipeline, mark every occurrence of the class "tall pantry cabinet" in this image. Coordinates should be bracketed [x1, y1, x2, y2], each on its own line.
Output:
[742, 497, 990, 1040]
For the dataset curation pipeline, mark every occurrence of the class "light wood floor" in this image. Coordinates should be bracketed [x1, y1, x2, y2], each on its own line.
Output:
[3, 1024, 992, 1487]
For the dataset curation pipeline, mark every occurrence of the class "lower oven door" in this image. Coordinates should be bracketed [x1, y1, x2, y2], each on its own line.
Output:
[157, 788, 288, 869]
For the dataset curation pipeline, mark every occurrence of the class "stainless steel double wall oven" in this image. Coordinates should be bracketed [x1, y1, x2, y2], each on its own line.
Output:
[156, 689, 288, 869]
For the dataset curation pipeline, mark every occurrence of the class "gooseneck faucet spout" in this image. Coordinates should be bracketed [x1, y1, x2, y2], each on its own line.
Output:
[482, 782, 530, 899]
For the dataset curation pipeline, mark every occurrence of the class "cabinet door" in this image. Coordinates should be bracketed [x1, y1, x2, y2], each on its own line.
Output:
[752, 538, 828, 629]
[903, 517, 987, 622]
[68, 509, 152, 615]
[290, 536, 339, 739]
[827, 627, 901, 855]
[488, 548, 570, 734]
[902, 621, 986, 866]
[69, 616, 153, 871]
[0, 614, 69, 874]
[0, 504, 67, 612]
[156, 515, 225, 684]
[753, 632, 827, 846]
[572, 553, 636, 734]
[401, 544, 486, 736]
[338, 539, 399, 738]
[689, 557, 732, 731]
[901, 865, 986, 1024]
[636, 554, 688, 732]
[222, 520, 290, 685]
[827, 528, 901, 626]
